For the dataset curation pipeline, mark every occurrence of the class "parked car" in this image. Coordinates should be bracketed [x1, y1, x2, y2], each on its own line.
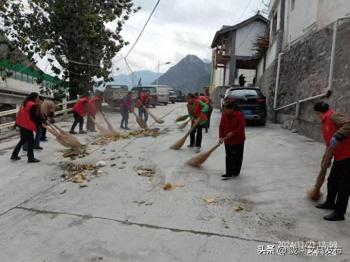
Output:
[155, 85, 170, 105]
[131, 86, 158, 108]
[168, 87, 177, 104]
[223, 87, 267, 126]
[103, 84, 129, 109]
[176, 90, 186, 102]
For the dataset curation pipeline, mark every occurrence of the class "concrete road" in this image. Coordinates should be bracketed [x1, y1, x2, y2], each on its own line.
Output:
[0, 103, 349, 262]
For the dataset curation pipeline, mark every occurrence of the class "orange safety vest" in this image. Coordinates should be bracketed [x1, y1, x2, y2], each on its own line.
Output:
[16, 101, 37, 131]
[73, 97, 89, 117]
[322, 109, 350, 161]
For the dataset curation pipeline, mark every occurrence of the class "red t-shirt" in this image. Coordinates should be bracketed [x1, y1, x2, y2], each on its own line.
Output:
[219, 111, 246, 145]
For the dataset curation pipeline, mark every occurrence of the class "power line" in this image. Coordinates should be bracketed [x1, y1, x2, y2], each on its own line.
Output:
[237, 0, 253, 21]
[124, 0, 161, 59]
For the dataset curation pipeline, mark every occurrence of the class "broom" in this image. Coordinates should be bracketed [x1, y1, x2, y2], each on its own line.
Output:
[170, 121, 198, 150]
[50, 124, 82, 148]
[137, 100, 164, 124]
[176, 115, 189, 122]
[307, 148, 333, 201]
[99, 110, 117, 132]
[186, 135, 230, 167]
[133, 112, 148, 129]
[178, 119, 190, 129]
[89, 116, 118, 137]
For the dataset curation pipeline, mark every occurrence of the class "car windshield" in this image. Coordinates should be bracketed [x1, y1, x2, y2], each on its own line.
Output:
[228, 89, 259, 97]
[143, 87, 156, 93]
[107, 85, 128, 90]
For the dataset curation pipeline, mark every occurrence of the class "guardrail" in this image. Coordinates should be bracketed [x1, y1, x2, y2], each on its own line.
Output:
[0, 98, 77, 131]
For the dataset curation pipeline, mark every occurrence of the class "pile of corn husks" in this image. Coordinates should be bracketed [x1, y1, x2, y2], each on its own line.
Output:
[61, 162, 103, 187]
[92, 128, 167, 146]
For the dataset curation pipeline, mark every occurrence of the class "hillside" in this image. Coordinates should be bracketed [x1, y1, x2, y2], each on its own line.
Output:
[112, 70, 162, 88]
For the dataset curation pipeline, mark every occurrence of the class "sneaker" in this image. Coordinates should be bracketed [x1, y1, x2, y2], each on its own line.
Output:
[187, 145, 194, 148]
[79, 130, 87, 134]
[28, 158, 40, 163]
[125, 127, 131, 130]
[120, 126, 125, 129]
[11, 156, 21, 161]
[40, 138, 48, 142]
[316, 202, 335, 210]
[34, 146, 43, 150]
[222, 174, 234, 180]
[195, 147, 201, 153]
[69, 130, 77, 134]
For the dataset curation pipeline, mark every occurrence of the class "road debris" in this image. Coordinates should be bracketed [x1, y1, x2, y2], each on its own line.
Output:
[204, 197, 217, 204]
[137, 168, 155, 177]
[163, 182, 173, 191]
[91, 128, 166, 146]
[62, 145, 89, 159]
[96, 160, 106, 167]
[61, 163, 104, 188]
[234, 206, 244, 212]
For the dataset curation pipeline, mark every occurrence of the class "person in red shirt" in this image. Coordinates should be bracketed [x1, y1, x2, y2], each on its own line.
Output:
[219, 99, 246, 179]
[313, 101, 350, 221]
[87, 91, 104, 132]
[11, 92, 41, 163]
[135, 89, 150, 123]
[70, 95, 89, 134]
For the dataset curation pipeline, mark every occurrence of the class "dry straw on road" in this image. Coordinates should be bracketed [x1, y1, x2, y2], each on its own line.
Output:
[170, 123, 197, 150]
[186, 142, 221, 167]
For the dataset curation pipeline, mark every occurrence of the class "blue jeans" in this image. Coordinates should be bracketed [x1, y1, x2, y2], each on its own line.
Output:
[23, 126, 41, 150]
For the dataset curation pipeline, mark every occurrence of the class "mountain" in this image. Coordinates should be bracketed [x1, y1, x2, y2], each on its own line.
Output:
[112, 70, 162, 88]
[154, 55, 211, 93]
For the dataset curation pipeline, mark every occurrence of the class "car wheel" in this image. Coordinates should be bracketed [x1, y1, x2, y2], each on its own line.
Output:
[152, 104, 156, 108]
[172, 101, 175, 104]
[259, 119, 266, 126]
[164, 103, 168, 106]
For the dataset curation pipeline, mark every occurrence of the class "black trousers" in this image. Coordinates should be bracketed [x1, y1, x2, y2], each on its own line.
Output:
[138, 107, 148, 122]
[190, 125, 203, 147]
[326, 157, 350, 215]
[120, 109, 129, 128]
[41, 127, 47, 140]
[12, 127, 35, 160]
[86, 115, 95, 131]
[225, 143, 244, 176]
[206, 109, 213, 130]
[71, 112, 84, 132]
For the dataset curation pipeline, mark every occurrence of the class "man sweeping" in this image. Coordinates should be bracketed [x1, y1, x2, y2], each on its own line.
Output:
[120, 92, 134, 130]
[135, 89, 150, 123]
[313, 101, 350, 221]
[187, 93, 208, 153]
[87, 91, 104, 132]
[70, 95, 89, 134]
[219, 99, 246, 180]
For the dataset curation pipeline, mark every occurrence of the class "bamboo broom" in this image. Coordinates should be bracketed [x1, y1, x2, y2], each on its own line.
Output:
[49, 124, 82, 148]
[178, 119, 190, 129]
[170, 122, 198, 150]
[89, 116, 117, 137]
[176, 115, 189, 122]
[186, 142, 222, 167]
[307, 148, 333, 201]
[99, 110, 117, 133]
[145, 107, 164, 124]
[133, 112, 148, 129]
[44, 124, 81, 148]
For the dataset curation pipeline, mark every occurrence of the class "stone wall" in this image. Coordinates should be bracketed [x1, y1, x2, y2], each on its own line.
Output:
[258, 19, 350, 142]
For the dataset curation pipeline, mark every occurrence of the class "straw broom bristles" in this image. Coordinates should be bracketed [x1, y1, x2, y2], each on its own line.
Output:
[307, 149, 333, 201]
[170, 123, 198, 150]
[178, 119, 190, 129]
[186, 142, 221, 167]
[146, 108, 164, 124]
[44, 124, 82, 148]
[176, 115, 189, 122]
[89, 117, 119, 136]
[133, 112, 148, 129]
[100, 110, 117, 133]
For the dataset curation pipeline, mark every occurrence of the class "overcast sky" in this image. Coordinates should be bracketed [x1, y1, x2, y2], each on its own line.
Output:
[113, 0, 267, 75]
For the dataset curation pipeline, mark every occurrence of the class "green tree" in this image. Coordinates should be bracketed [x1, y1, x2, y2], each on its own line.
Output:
[2, 0, 139, 97]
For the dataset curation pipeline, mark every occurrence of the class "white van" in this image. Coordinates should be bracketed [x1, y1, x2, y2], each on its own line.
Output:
[155, 85, 170, 105]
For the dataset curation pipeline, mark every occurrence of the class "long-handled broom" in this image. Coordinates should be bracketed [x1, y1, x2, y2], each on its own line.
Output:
[178, 119, 190, 129]
[50, 124, 82, 148]
[99, 110, 117, 133]
[145, 107, 164, 124]
[133, 112, 148, 129]
[307, 149, 333, 201]
[89, 116, 118, 137]
[170, 122, 198, 150]
[186, 135, 230, 167]
[176, 115, 189, 122]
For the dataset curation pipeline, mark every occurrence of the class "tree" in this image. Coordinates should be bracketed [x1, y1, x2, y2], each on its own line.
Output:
[2, 0, 140, 97]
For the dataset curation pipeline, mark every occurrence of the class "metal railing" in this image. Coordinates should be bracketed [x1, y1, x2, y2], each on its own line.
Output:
[0, 98, 77, 131]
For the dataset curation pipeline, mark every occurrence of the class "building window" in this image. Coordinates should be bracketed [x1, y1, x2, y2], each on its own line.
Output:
[291, 0, 295, 11]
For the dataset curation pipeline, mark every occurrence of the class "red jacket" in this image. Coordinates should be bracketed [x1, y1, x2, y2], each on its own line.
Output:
[198, 96, 209, 104]
[322, 109, 350, 161]
[88, 95, 103, 116]
[73, 97, 89, 117]
[219, 111, 246, 145]
[187, 99, 208, 126]
[16, 101, 37, 131]
[135, 92, 150, 108]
